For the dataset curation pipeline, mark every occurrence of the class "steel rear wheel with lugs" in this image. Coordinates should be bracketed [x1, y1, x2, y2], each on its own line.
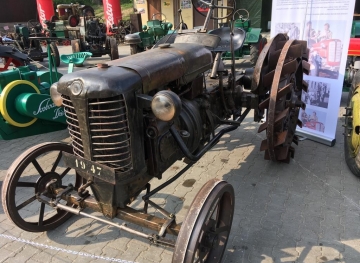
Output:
[2, 142, 82, 232]
[172, 179, 234, 263]
[252, 34, 310, 162]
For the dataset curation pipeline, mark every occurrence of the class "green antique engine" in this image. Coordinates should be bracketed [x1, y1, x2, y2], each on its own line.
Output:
[0, 66, 66, 140]
[222, 9, 267, 66]
[124, 14, 173, 54]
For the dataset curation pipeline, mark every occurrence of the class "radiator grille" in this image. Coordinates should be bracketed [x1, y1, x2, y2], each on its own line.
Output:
[88, 95, 132, 172]
[62, 95, 85, 158]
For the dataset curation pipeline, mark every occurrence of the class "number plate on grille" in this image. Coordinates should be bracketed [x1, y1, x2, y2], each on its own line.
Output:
[63, 152, 116, 184]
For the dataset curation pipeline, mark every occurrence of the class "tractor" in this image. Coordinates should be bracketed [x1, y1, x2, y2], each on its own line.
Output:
[343, 18, 360, 177]
[71, 16, 119, 60]
[1, 0, 309, 262]
[1, 22, 60, 67]
[52, 3, 95, 27]
[124, 13, 173, 54]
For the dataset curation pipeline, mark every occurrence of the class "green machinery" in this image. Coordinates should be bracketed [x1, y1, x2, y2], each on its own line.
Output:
[124, 13, 173, 54]
[222, 9, 267, 66]
[0, 36, 67, 140]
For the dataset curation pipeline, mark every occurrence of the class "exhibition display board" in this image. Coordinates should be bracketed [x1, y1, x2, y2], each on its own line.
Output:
[271, 0, 356, 146]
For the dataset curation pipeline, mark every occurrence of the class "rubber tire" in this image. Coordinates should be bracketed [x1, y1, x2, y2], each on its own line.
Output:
[50, 42, 60, 67]
[250, 35, 267, 66]
[130, 44, 140, 55]
[83, 6, 95, 19]
[68, 15, 78, 27]
[109, 38, 119, 60]
[50, 15, 59, 22]
[344, 72, 360, 177]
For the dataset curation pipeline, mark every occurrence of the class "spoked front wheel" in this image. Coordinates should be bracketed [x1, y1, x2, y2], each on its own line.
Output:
[172, 179, 234, 263]
[2, 142, 82, 232]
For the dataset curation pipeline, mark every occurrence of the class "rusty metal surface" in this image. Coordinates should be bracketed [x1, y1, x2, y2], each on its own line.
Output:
[255, 37, 310, 162]
[107, 43, 213, 93]
[172, 179, 234, 263]
[58, 190, 181, 236]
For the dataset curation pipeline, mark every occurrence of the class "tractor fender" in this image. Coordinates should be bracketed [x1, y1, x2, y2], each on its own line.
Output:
[245, 28, 262, 44]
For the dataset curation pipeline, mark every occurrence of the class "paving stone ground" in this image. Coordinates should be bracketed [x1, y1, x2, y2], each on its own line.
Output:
[0, 45, 359, 263]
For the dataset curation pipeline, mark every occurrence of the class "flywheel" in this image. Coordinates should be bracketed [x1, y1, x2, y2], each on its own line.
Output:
[252, 34, 310, 163]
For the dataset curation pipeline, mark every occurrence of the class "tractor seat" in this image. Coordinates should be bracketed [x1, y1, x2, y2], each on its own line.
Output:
[209, 27, 246, 52]
[60, 52, 92, 72]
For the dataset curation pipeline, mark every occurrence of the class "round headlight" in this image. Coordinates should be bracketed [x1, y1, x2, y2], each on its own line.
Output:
[50, 82, 63, 107]
[151, 90, 182, 122]
[70, 81, 83, 95]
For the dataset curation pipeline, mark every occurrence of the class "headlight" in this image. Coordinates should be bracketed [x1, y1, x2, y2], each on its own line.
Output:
[50, 82, 63, 107]
[151, 90, 182, 122]
[70, 81, 83, 95]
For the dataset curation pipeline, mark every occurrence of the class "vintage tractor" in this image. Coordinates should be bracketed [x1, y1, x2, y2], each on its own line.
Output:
[2, 22, 61, 67]
[1, 1, 310, 262]
[42, 19, 81, 45]
[310, 38, 342, 79]
[70, 17, 119, 60]
[52, 3, 95, 27]
[124, 13, 174, 54]
[343, 18, 360, 177]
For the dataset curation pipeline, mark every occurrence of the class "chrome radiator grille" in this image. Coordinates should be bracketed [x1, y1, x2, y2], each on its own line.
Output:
[62, 95, 84, 158]
[88, 95, 132, 172]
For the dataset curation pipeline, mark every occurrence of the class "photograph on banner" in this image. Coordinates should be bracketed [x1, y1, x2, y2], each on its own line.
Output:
[300, 108, 327, 133]
[274, 23, 301, 40]
[304, 20, 347, 80]
[301, 80, 331, 109]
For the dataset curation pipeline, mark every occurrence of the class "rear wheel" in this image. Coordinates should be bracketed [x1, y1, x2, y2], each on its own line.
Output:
[250, 35, 267, 66]
[109, 38, 119, 60]
[83, 6, 95, 19]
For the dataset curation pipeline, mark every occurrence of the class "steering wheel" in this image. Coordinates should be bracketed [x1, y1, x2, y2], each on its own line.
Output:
[191, 0, 235, 20]
[232, 9, 249, 22]
[152, 12, 167, 22]
[27, 19, 42, 30]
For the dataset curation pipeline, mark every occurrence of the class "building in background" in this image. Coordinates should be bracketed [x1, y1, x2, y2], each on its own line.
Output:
[133, 0, 272, 32]
[0, 0, 38, 24]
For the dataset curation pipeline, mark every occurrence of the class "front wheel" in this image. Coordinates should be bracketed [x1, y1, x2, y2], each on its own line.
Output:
[2, 142, 82, 232]
[172, 179, 234, 263]
[344, 71, 360, 176]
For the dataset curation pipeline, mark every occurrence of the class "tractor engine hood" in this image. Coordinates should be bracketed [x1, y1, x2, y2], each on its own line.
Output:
[57, 43, 212, 98]
[57, 65, 142, 99]
[108, 43, 213, 93]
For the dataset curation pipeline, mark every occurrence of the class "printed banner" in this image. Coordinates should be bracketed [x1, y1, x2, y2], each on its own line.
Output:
[271, 0, 356, 146]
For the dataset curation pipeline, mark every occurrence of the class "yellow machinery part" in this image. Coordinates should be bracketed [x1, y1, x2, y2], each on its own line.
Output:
[0, 80, 40, 128]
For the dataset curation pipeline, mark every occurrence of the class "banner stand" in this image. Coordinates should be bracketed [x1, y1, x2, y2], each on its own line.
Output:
[295, 130, 336, 147]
